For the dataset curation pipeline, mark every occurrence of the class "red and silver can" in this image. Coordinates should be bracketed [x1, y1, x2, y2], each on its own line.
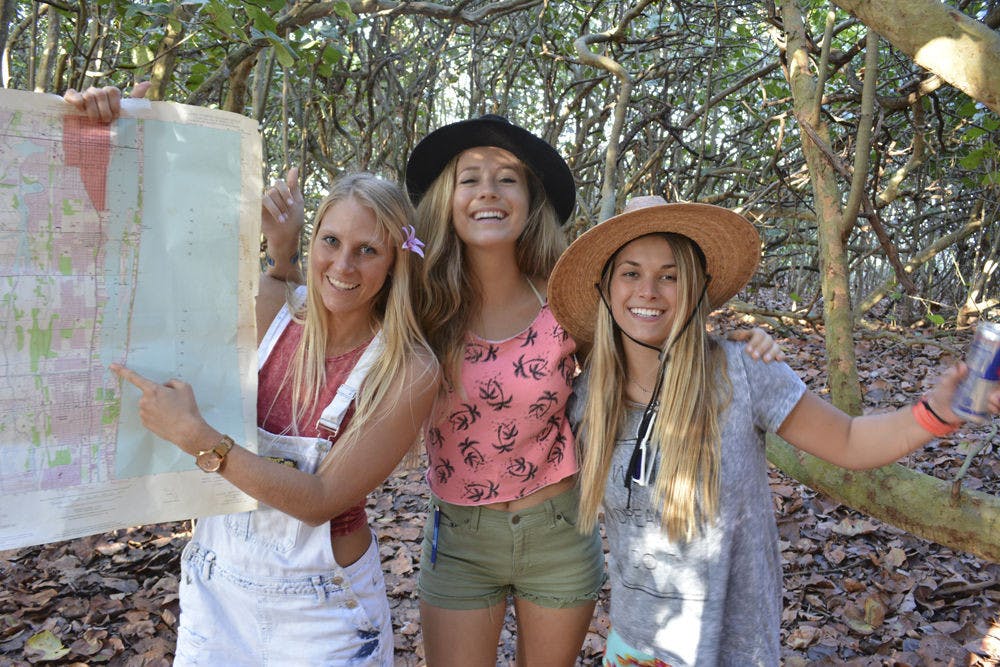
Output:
[951, 321, 1000, 423]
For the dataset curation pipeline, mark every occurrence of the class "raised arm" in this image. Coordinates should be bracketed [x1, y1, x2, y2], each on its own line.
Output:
[777, 363, 999, 470]
[257, 167, 305, 342]
[112, 353, 440, 526]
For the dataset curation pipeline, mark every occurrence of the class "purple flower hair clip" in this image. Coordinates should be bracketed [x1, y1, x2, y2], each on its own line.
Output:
[401, 225, 425, 258]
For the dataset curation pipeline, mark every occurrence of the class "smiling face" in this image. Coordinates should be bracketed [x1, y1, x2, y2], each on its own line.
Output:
[450, 146, 531, 251]
[607, 234, 680, 350]
[309, 195, 395, 330]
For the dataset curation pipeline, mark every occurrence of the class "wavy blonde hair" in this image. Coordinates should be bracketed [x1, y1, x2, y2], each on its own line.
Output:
[577, 233, 731, 542]
[278, 173, 433, 445]
[412, 153, 566, 388]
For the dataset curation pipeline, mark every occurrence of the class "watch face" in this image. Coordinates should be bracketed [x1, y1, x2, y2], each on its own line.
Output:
[196, 436, 233, 473]
[197, 452, 223, 473]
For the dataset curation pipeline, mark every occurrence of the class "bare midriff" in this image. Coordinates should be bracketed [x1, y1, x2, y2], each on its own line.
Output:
[332, 524, 373, 567]
[479, 474, 577, 512]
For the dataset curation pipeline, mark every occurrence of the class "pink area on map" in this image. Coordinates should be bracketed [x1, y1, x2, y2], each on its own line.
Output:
[62, 115, 111, 212]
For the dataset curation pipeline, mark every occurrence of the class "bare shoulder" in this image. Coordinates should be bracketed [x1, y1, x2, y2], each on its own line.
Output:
[401, 348, 441, 394]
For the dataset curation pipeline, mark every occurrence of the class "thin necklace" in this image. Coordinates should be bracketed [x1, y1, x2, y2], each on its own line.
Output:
[628, 376, 653, 394]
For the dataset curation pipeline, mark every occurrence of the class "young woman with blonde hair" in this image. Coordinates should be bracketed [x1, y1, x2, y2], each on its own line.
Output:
[112, 172, 439, 665]
[548, 195, 1000, 666]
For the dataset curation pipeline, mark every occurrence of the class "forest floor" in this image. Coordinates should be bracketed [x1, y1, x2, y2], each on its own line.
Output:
[1, 311, 999, 666]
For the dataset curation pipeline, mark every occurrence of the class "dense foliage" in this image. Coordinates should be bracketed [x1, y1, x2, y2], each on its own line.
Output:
[4, 0, 997, 326]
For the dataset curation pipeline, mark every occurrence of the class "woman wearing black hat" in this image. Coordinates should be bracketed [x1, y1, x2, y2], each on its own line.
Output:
[548, 196, 1000, 666]
[404, 119, 781, 665]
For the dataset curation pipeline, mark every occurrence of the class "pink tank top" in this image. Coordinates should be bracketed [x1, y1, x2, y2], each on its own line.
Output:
[257, 320, 369, 536]
[425, 304, 578, 504]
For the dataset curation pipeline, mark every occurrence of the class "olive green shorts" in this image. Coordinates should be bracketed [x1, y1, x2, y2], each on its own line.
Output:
[417, 485, 605, 610]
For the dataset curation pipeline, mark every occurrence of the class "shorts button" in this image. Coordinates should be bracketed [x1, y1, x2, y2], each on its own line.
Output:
[511, 515, 520, 524]
[332, 576, 344, 585]
[345, 599, 358, 609]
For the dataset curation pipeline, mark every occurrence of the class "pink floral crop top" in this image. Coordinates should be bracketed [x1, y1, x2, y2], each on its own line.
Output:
[424, 304, 579, 505]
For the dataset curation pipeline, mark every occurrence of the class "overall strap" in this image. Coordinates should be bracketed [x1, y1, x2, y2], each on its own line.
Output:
[258, 285, 308, 369]
[316, 330, 386, 435]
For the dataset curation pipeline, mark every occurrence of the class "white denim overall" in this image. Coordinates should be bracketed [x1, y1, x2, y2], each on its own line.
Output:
[174, 291, 393, 666]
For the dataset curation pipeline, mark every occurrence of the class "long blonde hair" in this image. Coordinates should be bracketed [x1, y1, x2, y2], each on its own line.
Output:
[412, 153, 566, 387]
[577, 233, 731, 542]
[283, 173, 433, 445]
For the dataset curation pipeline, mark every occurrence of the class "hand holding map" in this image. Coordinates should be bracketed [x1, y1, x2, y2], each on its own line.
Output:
[0, 88, 261, 549]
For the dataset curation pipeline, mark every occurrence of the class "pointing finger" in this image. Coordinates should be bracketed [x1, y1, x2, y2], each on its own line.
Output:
[110, 363, 158, 393]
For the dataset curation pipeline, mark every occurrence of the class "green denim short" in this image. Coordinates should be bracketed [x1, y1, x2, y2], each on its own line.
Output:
[417, 485, 605, 610]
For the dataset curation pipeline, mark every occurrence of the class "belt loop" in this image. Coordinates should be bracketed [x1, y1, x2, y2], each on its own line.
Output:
[311, 575, 326, 602]
[470, 505, 482, 531]
[202, 550, 216, 580]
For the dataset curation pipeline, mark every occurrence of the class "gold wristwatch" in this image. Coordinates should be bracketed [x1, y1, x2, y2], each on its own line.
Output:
[195, 435, 235, 473]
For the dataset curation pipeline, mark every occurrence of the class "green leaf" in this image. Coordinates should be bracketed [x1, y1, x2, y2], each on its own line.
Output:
[323, 44, 344, 66]
[130, 45, 155, 68]
[24, 630, 70, 662]
[789, 292, 801, 303]
[981, 171, 1000, 186]
[957, 100, 978, 118]
[266, 31, 298, 67]
[959, 149, 985, 170]
[334, 0, 357, 21]
[964, 127, 986, 141]
[928, 313, 945, 326]
[983, 116, 1000, 132]
[245, 5, 277, 33]
[186, 62, 209, 89]
[124, 2, 174, 18]
[206, 0, 245, 40]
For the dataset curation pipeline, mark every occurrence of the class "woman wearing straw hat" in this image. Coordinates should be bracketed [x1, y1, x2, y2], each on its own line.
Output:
[548, 195, 1000, 666]
[403, 118, 783, 666]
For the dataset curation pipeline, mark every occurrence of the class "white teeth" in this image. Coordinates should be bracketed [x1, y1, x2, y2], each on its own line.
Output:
[473, 210, 506, 221]
[630, 308, 662, 318]
[327, 276, 358, 290]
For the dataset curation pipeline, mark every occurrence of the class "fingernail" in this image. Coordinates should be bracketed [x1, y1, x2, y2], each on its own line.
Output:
[287, 198, 294, 206]
[278, 214, 285, 223]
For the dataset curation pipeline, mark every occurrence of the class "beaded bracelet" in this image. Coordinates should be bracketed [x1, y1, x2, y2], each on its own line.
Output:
[911, 397, 961, 438]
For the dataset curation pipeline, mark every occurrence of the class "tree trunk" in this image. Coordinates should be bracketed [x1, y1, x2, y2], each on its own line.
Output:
[830, 0, 1000, 113]
[148, 7, 187, 101]
[224, 56, 255, 114]
[34, 9, 59, 92]
[782, 0, 863, 415]
[0, 0, 16, 79]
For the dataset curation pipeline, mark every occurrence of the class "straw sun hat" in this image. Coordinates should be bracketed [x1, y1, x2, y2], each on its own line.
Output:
[404, 114, 576, 224]
[548, 196, 761, 344]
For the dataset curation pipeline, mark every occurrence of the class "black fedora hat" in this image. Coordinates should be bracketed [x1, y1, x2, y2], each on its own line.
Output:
[404, 115, 576, 224]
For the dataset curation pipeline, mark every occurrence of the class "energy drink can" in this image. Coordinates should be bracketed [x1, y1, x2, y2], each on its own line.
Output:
[951, 322, 1000, 423]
